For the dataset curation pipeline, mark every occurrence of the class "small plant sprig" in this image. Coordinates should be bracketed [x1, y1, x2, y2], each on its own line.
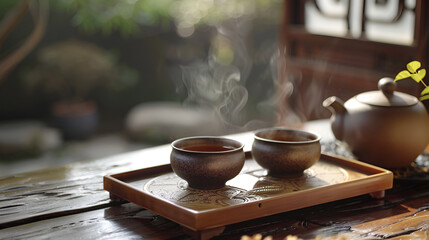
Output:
[394, 60, 428, 101]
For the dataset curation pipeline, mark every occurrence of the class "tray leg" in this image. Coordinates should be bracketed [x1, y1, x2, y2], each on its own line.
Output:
[110, 193, 127, 202]
[183, 226, 226, 240]
[369, 190, 385, 199]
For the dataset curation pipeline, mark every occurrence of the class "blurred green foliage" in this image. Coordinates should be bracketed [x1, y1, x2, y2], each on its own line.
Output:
[60, 0, 279, 35]
[1, 0, 281, 36]
[24, 39, 139, 102]
[0, 0, 17, 17]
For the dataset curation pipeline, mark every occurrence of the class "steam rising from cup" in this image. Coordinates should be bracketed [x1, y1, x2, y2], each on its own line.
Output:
[178, 21, 252, 130]
[176, 17, 307, 132]
[180, 55, 248, 128]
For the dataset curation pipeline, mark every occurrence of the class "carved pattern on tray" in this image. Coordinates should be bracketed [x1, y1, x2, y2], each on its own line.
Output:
[143, 160, 348, 210]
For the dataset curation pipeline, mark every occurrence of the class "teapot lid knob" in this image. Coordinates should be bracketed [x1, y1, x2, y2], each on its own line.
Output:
[378, 77, 396, 97]
[355, 77, 418, 107]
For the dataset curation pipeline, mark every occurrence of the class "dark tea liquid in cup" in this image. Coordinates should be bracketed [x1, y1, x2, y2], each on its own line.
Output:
[170, 136, 245, 190]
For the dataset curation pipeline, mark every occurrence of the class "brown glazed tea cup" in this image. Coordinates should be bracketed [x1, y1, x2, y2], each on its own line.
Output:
[170, 136, 245, 190]
[252, 128, 321, 176]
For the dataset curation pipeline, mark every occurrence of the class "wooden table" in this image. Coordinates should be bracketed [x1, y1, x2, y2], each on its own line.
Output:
[1, 119, 429, 240]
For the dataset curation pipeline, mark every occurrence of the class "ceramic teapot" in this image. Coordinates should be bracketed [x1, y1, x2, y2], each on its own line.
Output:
[323, 77, 429, 169]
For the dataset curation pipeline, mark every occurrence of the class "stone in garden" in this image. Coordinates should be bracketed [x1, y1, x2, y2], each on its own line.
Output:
[125, 102, 227, 143]
[0, 121, 62, 158]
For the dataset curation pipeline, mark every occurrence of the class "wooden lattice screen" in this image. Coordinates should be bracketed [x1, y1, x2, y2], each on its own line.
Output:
[278, 0, 429, 123]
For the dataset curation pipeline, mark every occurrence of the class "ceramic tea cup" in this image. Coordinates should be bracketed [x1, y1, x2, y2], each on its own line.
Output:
[252, 128, 321, 176]
[170, 136, 245, 190]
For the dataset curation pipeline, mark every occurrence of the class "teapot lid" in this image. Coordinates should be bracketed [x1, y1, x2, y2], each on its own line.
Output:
[355, 78, 418, 107]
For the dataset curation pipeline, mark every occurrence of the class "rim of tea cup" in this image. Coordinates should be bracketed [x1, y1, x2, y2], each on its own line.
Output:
[171, 136, 245, 153]
[253, 128, 321, 144]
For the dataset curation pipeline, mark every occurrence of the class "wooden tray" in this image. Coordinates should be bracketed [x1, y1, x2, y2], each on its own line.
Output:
[104, 153, 393, 239]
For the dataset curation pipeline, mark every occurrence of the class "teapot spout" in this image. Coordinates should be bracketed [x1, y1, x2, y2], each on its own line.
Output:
[323, 96, 347, 115]
[323, 96, 347, 141]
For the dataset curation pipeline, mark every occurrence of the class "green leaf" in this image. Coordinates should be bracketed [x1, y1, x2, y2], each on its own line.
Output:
[411, 74, 423, 83]
[421, 86, 429, 96]
[411, 69, 426, 83]
[418, 68, 426, 79]
[420, 94, 429, 101]
[394, 70, 411, 81]
[407, 60, 421, 73]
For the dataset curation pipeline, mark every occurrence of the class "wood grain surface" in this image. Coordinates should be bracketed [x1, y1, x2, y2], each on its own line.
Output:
[0, 144, 172, 228]
[2, 181, 429, 239]
[1, 120, 429, 239]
